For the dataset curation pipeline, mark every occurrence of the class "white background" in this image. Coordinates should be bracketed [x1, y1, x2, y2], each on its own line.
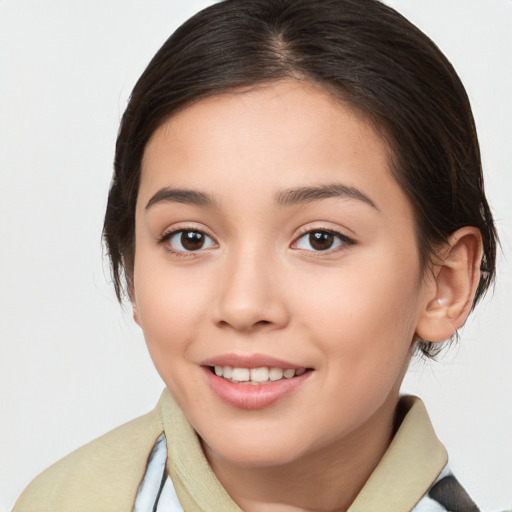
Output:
[0, 1, 510, 511]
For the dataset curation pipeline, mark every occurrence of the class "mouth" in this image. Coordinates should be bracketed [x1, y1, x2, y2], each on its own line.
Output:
[209, 365, 309, 384]
[203, 360, 313, 409]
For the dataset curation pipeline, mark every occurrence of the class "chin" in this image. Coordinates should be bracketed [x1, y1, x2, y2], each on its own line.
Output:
[199, 426, 314, 469]
[208, 444, 300, 469]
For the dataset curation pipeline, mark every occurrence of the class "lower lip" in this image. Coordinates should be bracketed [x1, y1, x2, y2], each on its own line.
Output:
[203, 367, 311, 410]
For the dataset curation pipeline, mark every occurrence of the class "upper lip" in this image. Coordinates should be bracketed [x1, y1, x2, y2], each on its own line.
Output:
[201, 353, 308, 370]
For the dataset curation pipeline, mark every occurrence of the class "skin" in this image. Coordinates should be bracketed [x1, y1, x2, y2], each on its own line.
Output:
[132, 81, 479, 511]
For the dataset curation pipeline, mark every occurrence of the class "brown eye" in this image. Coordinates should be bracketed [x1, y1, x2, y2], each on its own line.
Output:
[166, 229, 216, 253]
[308, 231, 335, 251]
[293, 229, 352, 252]
[181, 230, 205, 250]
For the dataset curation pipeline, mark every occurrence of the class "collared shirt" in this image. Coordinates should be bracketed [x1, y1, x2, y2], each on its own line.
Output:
[13, 391, 481, 511]
[135, 395, 479, 512]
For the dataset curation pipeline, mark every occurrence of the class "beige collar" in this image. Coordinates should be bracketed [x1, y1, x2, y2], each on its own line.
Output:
[161, 391, 243, 511]
[160, 392, 447, 512]
[347, 395, 447, 511]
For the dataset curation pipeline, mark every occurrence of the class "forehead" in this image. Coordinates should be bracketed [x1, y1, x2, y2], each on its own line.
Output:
[139, 80, 410, 221]
[145, 81, 380, 150]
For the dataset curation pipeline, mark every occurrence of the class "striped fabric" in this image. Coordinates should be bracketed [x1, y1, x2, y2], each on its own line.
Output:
[133, 434, 184, 512]
[411, 465, 480, 512]
[133, 433, 480, 512]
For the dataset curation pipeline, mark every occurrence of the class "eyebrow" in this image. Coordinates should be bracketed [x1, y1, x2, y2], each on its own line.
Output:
[275, 183, 379, 210]
[145, 183, 378, 211]
[145, 187, 218, 210]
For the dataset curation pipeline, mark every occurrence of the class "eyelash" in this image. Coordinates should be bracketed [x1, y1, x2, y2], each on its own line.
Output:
[158, 227, 217, 257]
[292, 227, 355, 254]
[157, 226, 355, 257]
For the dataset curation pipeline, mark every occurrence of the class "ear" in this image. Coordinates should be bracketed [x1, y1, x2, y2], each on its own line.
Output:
[416, 227, 483, 343]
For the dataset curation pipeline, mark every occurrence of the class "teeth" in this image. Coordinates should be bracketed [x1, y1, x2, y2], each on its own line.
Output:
[269, 367, 284, 381]
[250, 367, 269, 382]
[213, 365, 307, 383]
[231, 367, 250, 382]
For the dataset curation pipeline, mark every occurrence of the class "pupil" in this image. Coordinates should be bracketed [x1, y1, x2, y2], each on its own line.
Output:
[309, 231, 333, 251]
[181, 231, 204, 250]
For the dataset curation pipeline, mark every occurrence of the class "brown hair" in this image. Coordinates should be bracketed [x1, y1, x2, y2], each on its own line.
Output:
[103, 0, 497, 357]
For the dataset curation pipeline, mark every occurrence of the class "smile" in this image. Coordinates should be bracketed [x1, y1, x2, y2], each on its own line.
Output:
[204, 363, 313, 410]
[212, 365, 307, 384]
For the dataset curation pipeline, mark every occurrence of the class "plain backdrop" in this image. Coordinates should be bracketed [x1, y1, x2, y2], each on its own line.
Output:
[0, 1, 511, 511]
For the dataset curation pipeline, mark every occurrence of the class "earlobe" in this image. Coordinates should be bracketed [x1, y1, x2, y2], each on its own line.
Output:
[416, 227, 483, 343]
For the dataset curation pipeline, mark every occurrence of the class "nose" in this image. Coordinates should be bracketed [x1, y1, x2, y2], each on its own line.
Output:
[211, 248, 290, 332]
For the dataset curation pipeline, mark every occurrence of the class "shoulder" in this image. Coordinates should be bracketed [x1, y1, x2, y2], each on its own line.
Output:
[13, 401, 164, 512]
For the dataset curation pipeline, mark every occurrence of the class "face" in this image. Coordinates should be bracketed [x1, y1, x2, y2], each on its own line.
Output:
[133, 81, 433, 469]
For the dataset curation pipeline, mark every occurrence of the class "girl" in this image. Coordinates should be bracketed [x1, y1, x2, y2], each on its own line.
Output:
[7, 0, 510, 510]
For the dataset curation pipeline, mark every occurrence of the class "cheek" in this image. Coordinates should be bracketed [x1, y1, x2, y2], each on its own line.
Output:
[292, 259, 422, 433]
[134, 270, 211, 406]
[293, 250, 423, 362]
[133, 259, 213, 360]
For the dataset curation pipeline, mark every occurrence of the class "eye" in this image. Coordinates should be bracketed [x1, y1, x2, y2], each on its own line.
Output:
[293, 229, 352, 252]
[163, 229, 217, 253]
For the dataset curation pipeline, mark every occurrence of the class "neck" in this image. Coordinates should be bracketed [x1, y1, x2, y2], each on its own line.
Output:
[203, 393, 401, 512]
